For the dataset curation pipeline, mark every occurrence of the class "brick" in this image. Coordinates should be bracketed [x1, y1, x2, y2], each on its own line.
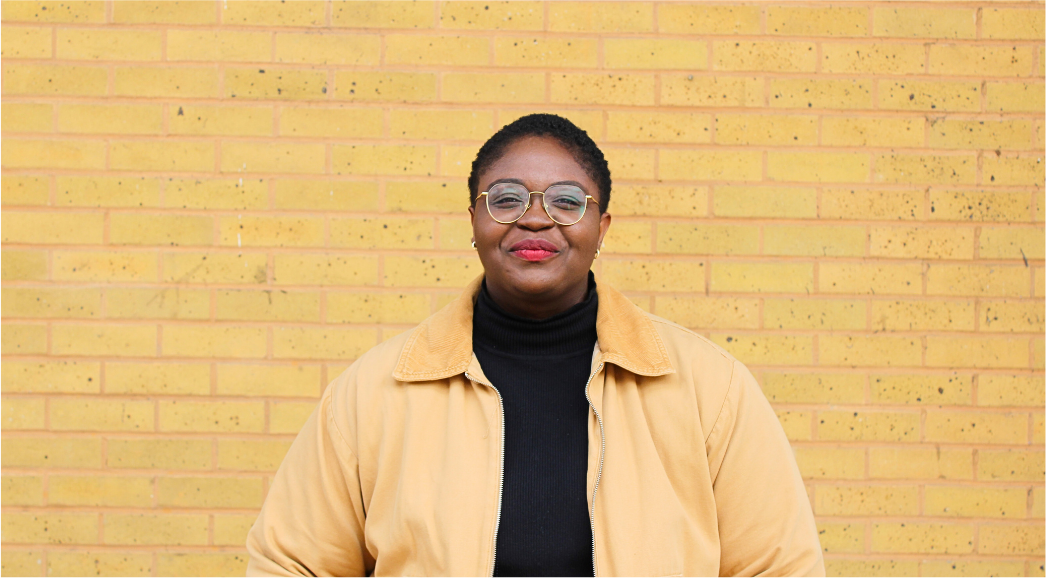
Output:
[107, 438, 211, 470]
[714, 41, 816, 72]
[334, 71, 437, 102]
[438, 218, 472, 251]
[983, 8, 1046, 40]
[820, 335, 921, 367]
[925, 486, 1027, 518]
[926, 336, 1030, 369]
[163, 252, 268, 285]
[978, 449, 1044, 482]
[52, 324, 156, 357]
[776, 410, 812, 441]
[334, 144, 436, 176]
[332, 1, 434, 28]
[1, 323, 47, 355]
[170, 105, 273, 136]
[547, 2, 650, 31]
[987, 82, 1046, 113]
[711, 262, 813, 294]
[603, 147, 656, 179]
[768, 152, 869, 183]
[764, 298, 865, 330]
[823, 117, 923, 148]
[159, 400, 265, 433]
[222, 0, 324, 26]
[2, 287, 100, 319]
[47, 552, 152, 577]
[927, 264, 1028, 297]
[874, 8, 975, 38]
[2, 1, 104, 22]
[657, 224, 758, 255]
[273, 327, 378, 360]
[925, 411, 1027, 443]
[106, 287, 210, 321]
[1, 250, 47, 281]
[613, 185, 707, 217]
[660, 150, 761, 182]
[214, 290, 318, 322]
[275, 179, 378, 211]
[921, 560, 1025, 577]
[214, 514, 257, 545]
[273, 254, 378, 286]
[2, 437, 101, 468]
[110, 141, 215, 173]
[598, 221, 647, 254]
[2, 63, 107, 96]
[718, 114, 817, 146]
[2, 211, 100, 244]
[159, 476, 262, 508]
[929, 45, 1035, 77]
[167, 30, 270, 62]
[711, 334, 813, 366]
[979, 374, 1045, 407]
[929, 190, 1031, 222]
[879, 80, 980, 112]
[601, 112, 706, 144]
[166, 178, 268, 210]
[1, 361, 98, 394]
[764, 225, 865, 257]
[818, 410, 919, 442]
[386, 34, 488, 66]
[872, 523, 973, 554]
[793, 447, 865, 479]
[2, 175, 49, 206]
[58, 103, 164, 134]
[978, 524, 1045, 555]
[658, 4, 759, 34]
[158, 553, 249, 576]
[280, 107, 381, 138]
[600, 260, 704, 292]
[327, 293, 431, 324]
[817, 523, 864, 554]
[870, 447, 972, 479]
[53, 251, 158, 282]
[982, 300, 1045, 333]
[761, 372, 865, 404]
[871, 300, 975, 332]
[662, 75, 763, 107]
[822, 43, 925, 74]
[441, 144, 480, 178]
[441, 1, 542, 30]
[550, 73, 655, 106]
[218, 215, 324, 247]
[218, 440, 294, 471]
[217, 363, 319, 398]
[225, 68, 327, 100]
[114, 67, 218, 98]
[769, 78, 872, 110]
[441, 71, 543, 103]
[826, 560, 918, 577]
[104, 513, 208, 546]
[980, 227, 1044, 260]
[331, 217, 433, 249]
[114, 1, 214, 23]
[495, 37, 597, 68]
[767, 6, 867, 36]
[816, 485, 918, 516]
[110, 214, 213, 247]
[222, 142, 325, 175]
[874, 154, 976, 185]
[277, 32, 379, 65]
[2, 398, 44, 430]
[50, 398, 153, 432]
[163, 325, 266, 359]
[2, 513, 97, 545]
[983, 154, 1043, 187]
[656, 296, 759, 330]
[712, 186, 814, 218]
[1, 26, 51, 58]
[869, 226, 973, 260]
[930, 120, 1037, 151]
[107, 362, 210, 395]
[1, 103, 48, 133]
[57, 28, 160, 61]
[1035, 487, 1045, 519]
[57, 176, 159, 207]
[2, 138, 105, 170]
[1, 476, 43, 506]
[50, 475, 153, 507]
[390, 110, 492, 140]
[271, 401, 316, 434]
[605, 39, 707, 70]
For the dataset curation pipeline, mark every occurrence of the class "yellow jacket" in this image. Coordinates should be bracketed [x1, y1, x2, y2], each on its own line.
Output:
[247, 276, 825, 577]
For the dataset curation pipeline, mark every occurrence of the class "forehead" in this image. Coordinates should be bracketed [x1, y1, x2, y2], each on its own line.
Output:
[482, 136, 599, 197]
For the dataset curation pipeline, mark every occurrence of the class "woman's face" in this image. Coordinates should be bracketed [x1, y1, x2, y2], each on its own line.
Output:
[469, 136, 611, 318]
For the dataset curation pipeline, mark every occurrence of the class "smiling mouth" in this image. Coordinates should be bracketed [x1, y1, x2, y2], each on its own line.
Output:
[509, 239, 559, 262]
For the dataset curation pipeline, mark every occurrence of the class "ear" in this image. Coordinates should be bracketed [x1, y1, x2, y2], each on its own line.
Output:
[597, 211, 612, 248]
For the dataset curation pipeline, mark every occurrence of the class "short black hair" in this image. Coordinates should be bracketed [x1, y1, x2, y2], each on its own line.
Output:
[468, 113, 612, 213]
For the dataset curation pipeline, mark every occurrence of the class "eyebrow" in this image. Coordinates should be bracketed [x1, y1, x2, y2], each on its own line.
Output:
[485, 178, 591, 193]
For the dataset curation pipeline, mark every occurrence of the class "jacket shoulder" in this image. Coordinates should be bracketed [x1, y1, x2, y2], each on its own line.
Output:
[643, 311, 740, 370]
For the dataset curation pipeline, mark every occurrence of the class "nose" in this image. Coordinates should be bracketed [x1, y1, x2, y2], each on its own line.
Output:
[516, 192, 554, 230]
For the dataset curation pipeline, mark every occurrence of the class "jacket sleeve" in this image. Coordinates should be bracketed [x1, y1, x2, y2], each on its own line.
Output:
[246, 375, 372, 577]
[706, 360, 825, 577]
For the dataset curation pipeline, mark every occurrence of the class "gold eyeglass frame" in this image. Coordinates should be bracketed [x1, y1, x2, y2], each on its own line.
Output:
[478, 185, 593, 226]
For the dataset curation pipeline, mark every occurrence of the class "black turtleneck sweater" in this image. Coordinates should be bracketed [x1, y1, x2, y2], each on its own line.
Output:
[472, 275, 598, 578]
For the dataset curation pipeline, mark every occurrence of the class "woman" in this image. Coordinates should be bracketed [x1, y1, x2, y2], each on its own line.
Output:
[247, 114, 824, 577]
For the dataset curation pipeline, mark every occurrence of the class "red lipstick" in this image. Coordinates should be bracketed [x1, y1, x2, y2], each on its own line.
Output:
[509, 239, 559, 262]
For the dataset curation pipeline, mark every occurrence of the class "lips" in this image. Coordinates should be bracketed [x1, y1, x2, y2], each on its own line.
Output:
[509, 239, 559, 262]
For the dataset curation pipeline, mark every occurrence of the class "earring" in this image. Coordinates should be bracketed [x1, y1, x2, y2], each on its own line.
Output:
[595, 242, 603, 258]
[471, 240, 477, 250]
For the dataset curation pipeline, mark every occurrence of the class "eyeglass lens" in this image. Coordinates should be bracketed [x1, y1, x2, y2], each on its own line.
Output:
[486, 183, 587, 225]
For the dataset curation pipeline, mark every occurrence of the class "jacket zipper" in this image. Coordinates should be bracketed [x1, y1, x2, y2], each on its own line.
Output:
[465, 371, 506, 577]
[584, 362, 606, 577]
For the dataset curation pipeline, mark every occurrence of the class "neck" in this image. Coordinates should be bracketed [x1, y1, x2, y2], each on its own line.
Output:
[484, 275, 592, 320]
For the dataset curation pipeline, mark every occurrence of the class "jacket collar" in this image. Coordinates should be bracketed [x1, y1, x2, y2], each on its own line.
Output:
[393, 275, 674, 382]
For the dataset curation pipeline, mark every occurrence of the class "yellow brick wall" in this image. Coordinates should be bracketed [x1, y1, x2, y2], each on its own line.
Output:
[1, 1, 1043, 576]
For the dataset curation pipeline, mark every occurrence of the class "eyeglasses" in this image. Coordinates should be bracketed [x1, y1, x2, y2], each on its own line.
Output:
[478, 183, 593, 226]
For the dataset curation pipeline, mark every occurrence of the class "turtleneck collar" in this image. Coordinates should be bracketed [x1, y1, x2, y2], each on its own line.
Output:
[473, 272, 598, 357]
